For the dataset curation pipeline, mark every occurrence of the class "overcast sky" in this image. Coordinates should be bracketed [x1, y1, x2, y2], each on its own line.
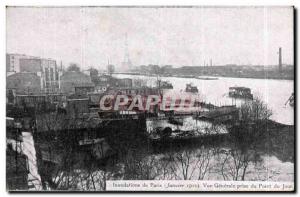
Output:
[6, 6, 293, 70]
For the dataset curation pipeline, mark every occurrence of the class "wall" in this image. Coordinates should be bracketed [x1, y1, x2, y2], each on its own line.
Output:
[60, 71, 93, 94]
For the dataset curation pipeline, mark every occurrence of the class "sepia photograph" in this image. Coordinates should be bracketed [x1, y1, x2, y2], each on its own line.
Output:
[5, 6, 295, 192]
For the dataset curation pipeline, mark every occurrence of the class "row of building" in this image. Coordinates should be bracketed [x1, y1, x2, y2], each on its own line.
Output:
[7, 53, 61, 94]
[6, 53, 146, 108]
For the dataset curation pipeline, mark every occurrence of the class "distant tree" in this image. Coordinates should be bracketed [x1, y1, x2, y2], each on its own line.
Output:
[149, 65, 161, 75]
[67, 63, 80, 72]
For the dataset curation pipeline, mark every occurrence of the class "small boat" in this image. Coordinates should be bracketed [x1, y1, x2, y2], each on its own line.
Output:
[228, 87, 253, 100]
[185, 83, 198, 93]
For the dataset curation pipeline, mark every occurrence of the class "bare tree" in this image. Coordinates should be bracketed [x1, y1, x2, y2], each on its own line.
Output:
[123, 151, 162, 180]
[157, 154, 176, 180]
[220, 97, 272, 181]
[168, 147, 214, 180]
[195, 146, 215, 180]
[240, 97, 272, 122]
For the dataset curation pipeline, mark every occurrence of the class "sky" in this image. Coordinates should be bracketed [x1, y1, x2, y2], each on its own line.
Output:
[6, 6, 294, 70]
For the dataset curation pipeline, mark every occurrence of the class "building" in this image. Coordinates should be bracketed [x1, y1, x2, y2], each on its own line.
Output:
[108, 87, 160, 96]
[132, 78, 147, 87]
[6, 53, 38, 73]
[66, 94, 89, 118]
[118, 78, 133, 88]
[60, 71, 94, 94]
[93, 75, 119, 92]
[7, 53, 62, 93]
[92, 75, 133, 89]
[15, 95, 47, 110]
[74, 84, 95, 95]
[7, 73, 42, 95]
[19, 58, 41, 73]
[19, 58, 60, 93]
[46, 94, 67, 105]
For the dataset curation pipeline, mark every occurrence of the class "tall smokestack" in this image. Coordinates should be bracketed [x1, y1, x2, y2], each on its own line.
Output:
[278, 47, 282, 73]
[210, 59, 212, 67]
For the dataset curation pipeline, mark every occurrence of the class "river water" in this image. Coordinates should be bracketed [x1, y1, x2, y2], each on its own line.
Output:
[114, 74, 294, 125]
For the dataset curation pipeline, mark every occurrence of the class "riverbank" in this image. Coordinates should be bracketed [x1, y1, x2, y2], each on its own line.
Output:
[114, 72, 294, 81]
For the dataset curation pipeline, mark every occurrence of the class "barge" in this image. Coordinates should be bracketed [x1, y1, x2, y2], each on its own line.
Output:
[228, 86, 253, 100]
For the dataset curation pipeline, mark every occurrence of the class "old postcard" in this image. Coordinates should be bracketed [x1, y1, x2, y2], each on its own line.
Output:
[6, 6, 294, 192]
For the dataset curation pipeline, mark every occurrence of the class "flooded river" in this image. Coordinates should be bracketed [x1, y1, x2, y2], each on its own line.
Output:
[114, 74, 294, 125]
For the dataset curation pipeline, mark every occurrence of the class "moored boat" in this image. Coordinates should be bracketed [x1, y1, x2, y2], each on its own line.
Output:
[228, 86, 253, 100]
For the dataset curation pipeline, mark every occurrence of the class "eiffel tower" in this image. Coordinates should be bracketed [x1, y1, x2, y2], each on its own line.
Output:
[121, 34, 132, 71]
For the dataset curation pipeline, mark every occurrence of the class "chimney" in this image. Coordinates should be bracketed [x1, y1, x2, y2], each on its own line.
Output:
[278, 47, 282, 73]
